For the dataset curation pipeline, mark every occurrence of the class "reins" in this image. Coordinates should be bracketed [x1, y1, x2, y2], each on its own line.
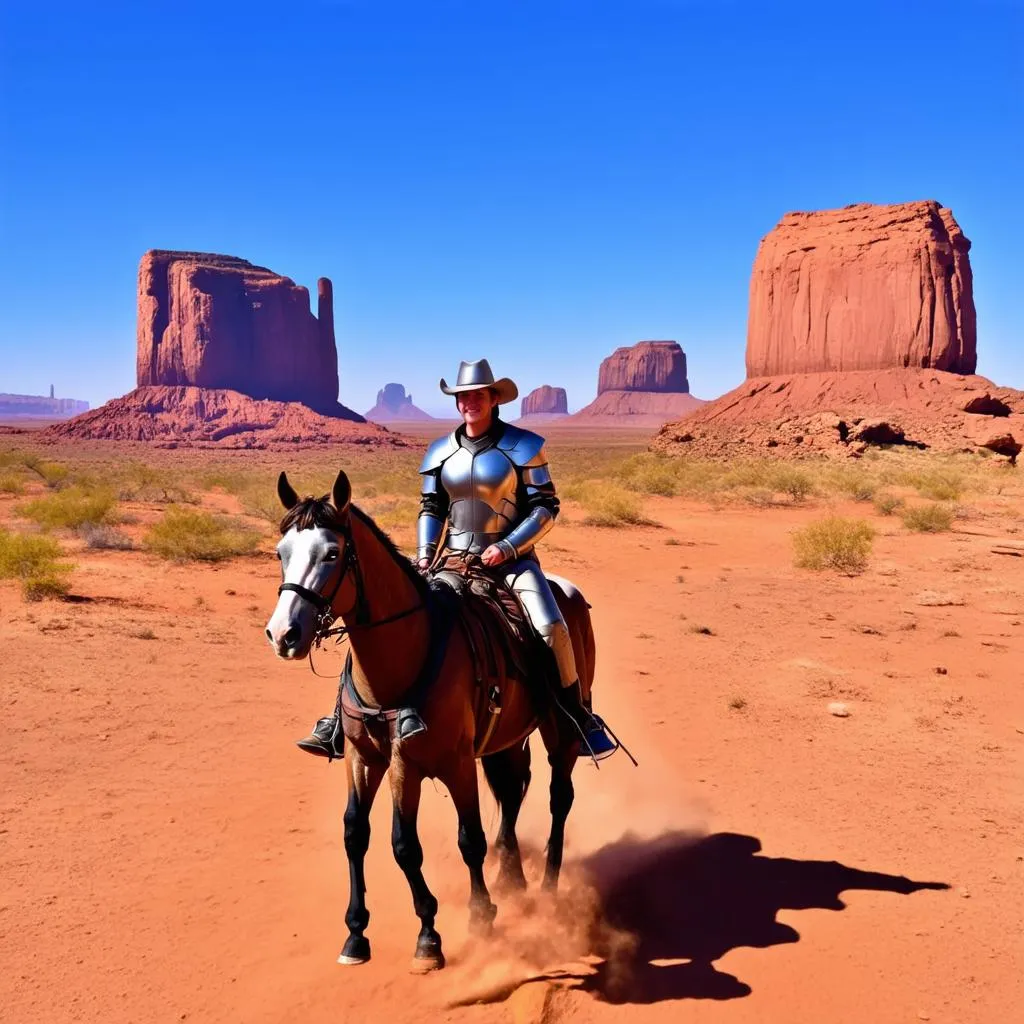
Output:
[278, 515, 425, 678]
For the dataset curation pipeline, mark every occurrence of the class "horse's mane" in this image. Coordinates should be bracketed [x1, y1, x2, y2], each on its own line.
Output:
[279, 495, 430, 601]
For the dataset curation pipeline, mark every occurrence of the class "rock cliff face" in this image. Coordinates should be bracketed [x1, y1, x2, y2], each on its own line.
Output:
[746, 201, 976, 377]
[363, 384, 434, 423]
[136, 250, 341, 413]
[520, 386, 568, 417]
[597, 341, 690, 393]
[571, 341, 703, 425]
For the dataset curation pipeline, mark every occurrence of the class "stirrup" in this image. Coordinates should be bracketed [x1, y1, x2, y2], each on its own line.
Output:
[395, 708, 428, 741]
[296, 715, 343, 761]
[579, 715, 619, 762]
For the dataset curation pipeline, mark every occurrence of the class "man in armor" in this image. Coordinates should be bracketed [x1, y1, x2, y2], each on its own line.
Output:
[297, 359, 616, 760]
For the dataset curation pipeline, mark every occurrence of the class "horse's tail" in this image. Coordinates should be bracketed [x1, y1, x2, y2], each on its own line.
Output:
[481, 740, 532, 812]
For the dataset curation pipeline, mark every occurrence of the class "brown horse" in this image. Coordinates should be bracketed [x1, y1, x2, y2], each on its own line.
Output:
[264, 470, 596, 971]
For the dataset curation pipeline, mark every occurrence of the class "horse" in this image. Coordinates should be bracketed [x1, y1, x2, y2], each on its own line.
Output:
[264, 469, 597, 972]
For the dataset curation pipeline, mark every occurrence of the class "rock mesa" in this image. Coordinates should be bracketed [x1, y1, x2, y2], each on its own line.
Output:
[136, 250, 343, 414]
[747, 201, 976, 377]
[364, 384, 434, 423]
[520, 386, 568, 419]
[572, 341, 705, 425]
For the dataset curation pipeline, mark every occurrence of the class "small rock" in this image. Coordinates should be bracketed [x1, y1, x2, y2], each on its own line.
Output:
[959, 887, 971, 898]
[916, 591, 965, 607]
[918, 1013, 930, 1021]
[828, 702, 850, 718]
[934, 666, 948, 675]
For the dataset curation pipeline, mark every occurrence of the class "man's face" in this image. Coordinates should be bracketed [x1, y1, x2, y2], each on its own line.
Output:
[456, 387, 498, 426]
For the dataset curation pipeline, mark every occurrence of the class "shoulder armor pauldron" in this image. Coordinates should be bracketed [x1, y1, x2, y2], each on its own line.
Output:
[419, 431, 460, 473]
[495, 423, 546, 467]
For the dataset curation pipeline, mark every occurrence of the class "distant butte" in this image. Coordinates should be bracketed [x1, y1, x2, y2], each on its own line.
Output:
[364, 383, 434, 423]
[570, 341, 706, 426]
[517, 385, 569, 423]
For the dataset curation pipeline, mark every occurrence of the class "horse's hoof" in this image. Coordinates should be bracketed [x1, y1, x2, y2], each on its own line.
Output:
[337, 935, 371, 965]
[410, 952, 446, 974]
[411, 936, 445, 973]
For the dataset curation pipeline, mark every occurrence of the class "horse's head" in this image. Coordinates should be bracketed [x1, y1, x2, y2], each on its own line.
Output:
[265, 469, 352, 660]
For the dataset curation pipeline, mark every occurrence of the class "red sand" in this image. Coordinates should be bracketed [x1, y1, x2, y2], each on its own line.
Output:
[2, 451, 1022, 1024]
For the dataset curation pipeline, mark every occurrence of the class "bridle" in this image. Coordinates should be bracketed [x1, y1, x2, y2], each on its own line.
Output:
[277, 516, 425, 649]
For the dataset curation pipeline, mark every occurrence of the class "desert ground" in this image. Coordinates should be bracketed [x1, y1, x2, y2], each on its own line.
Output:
[2, 425, 1022, 1024]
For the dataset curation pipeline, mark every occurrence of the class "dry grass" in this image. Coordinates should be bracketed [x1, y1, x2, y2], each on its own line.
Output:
[144, 508, 262, 562]
[565, 481, 654, 527]
[0, 473, 26, 495]
[793, 515, 875, 573]
[901, 503, 954, 533]
[0, 527, 74, 600]
[873, 492, 905, 516]
[18, 486, 117, 530]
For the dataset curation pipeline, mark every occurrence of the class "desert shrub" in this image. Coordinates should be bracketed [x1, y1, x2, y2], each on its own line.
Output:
[793, 515, 875, 573]
[914, 472, 965, 502]
[771, 466, 815, 503]
[79, 524, 135, 550]
[615, 454, 680, 497]
[30, 461, 71, 489]
[19, 486, 117, 530]
[743, 488, 776, 508]
[873, 492, 904, 516]
[144, 507, 261, 561]
[572, 482, 653, 527]
[114, 462, 194, 503]
[0, 528, 73, 600]
[0, 473, 25, 495]
[901, 503, 953, 533]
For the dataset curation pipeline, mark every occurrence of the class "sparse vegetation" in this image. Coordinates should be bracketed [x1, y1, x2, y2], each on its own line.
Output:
[79, 524, 134, 550]
[112, 462, 195, 504]
[901, 503, 954, 533]
[567, 482, 654, 527]
[19, 486, 117, 530]
[873, 492, 904, 516]
[144, 508, 261, 562]
[793, 515, 875, 573]
[689, 624, 714, 635]
[0, 473, 26, 495]
[728, 696, 747, 710]
[0, 527, 73, 600]
[913, 471, 965, 502]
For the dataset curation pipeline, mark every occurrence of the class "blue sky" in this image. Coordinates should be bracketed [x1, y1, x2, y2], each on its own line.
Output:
[1, 0, 1021, 416]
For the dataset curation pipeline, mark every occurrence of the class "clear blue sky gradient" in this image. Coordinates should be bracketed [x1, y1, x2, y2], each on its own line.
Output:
[1, 1, 1021, 416]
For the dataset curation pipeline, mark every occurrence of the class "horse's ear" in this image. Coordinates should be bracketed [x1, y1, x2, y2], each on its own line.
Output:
[277, 472, 300, 510]
[332, 470, 352, 515]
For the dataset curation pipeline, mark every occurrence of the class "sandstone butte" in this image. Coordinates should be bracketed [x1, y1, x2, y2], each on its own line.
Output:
[653, 201, 1022, 461]
[363, 383, 435, 423]
[746, 201, 977, 377]
[45, 251, 408, 449]
[571, 341, 706, 426]
[136, 250, 345, 414]
[519, 385, 569, 419]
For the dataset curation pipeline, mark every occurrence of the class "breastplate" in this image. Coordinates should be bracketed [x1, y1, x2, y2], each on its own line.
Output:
[440, 445, 520, 554]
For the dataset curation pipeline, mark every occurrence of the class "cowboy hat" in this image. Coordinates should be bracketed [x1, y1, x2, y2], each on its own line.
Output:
[439, 359, 519, 405]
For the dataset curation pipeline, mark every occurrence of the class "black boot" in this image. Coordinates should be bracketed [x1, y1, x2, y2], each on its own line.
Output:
[395, 707, 428, 741]
[554, 681, 617, 760]
[296, 715, 344, 760]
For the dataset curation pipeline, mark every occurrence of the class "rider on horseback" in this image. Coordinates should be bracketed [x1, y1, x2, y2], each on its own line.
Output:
[297, 358, 616, 760]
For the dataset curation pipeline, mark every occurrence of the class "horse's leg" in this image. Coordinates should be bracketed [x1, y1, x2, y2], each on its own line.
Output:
[389, 762, 445, 971]
[442, 754, 499, 935]
[339, 750, 385, 965]
[481, 742, 531, 892]
[539, 721, 577, 892]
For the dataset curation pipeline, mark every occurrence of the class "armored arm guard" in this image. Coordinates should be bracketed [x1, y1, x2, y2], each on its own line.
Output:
[496, 444, 560, 560]
[417, 469, 447, 562]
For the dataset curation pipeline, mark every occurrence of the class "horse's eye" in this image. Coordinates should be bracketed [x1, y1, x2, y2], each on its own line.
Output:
[324, 550, 339, 562]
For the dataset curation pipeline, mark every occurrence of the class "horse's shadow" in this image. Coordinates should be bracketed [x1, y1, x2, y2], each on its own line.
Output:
[576, 830, 948, 1004]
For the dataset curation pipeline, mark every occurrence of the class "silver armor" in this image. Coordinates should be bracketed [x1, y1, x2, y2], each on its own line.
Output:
[417, 420, 578, 687]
